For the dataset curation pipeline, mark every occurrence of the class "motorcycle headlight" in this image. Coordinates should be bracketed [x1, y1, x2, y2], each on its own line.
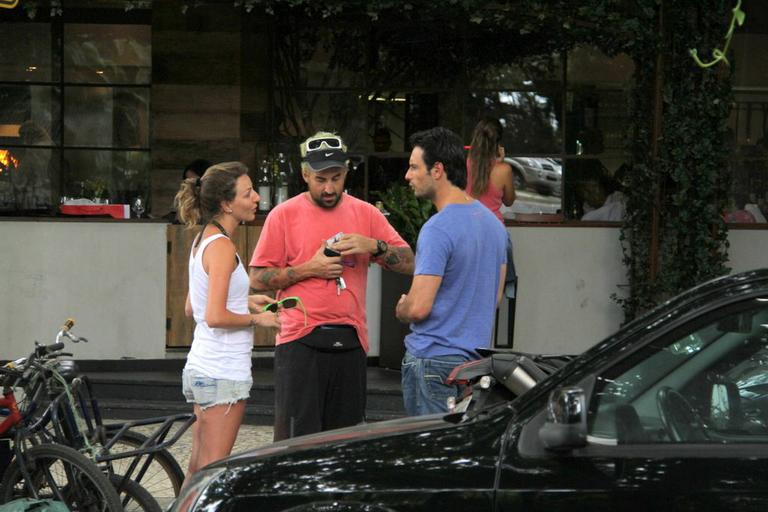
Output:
[169, 467, 226, 512]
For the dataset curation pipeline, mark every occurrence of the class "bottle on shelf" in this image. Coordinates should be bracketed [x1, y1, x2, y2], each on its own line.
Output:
[257, 159, 272, 212]
[274, 153, 290, 206]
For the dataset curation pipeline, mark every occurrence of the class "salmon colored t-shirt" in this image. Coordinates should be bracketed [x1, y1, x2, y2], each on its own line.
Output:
[249, 192, 409, 353]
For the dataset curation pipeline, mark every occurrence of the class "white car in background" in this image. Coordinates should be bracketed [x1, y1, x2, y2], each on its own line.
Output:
[506, 157, 562, 197]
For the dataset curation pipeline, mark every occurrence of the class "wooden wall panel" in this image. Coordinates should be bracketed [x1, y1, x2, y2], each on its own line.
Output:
[165, 223, 276, 348]
[166, 224, 196, 347]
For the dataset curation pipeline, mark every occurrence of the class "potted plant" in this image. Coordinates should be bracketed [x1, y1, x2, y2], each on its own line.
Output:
[372, 183, 435, 369]
[373, 182, 434, 250]
[84, 178, 108, 203]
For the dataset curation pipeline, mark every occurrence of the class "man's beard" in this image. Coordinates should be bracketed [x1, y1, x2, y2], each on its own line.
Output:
[311, 191, 341, 209]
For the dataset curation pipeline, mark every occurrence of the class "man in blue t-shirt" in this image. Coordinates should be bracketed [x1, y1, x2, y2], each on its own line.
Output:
[396, 127, 507, 416]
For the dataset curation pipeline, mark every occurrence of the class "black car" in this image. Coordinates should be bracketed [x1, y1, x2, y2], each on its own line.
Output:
[174, 269, 768, 511]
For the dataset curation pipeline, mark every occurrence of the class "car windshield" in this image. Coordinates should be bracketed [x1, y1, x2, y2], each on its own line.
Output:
[588, 299, 768, 443]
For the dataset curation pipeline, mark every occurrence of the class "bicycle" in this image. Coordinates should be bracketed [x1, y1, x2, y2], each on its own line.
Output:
[1, 363, 123, 512]
[1, 320, 194, 510]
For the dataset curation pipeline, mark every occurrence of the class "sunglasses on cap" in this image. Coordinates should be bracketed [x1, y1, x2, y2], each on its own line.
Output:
[304, 136, 343, 152]
[262, 296, 307, 326]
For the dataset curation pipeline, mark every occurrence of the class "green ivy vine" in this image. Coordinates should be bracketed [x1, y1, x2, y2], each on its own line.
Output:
[193, 0, 741, 321]
[617, 0, 733, 320]
[11, 0, 738, 321]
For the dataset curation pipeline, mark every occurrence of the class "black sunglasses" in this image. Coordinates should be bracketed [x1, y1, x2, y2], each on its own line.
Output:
[306, 137, 342, 151]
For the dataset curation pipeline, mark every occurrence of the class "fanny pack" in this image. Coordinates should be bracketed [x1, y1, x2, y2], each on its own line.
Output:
[298, 325, 361, 352]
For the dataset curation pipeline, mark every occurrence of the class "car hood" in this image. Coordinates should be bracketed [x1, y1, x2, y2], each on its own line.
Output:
[222, 413, 457, 464]
[197, 407, 511, 506]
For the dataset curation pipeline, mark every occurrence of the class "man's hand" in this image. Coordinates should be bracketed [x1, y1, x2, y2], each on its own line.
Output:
[306, 241, 344, 279]
[249, 241, 344, 291]
[332, 233, 376, 257]
[334, 233, 415, 275]
[395, 275, 442, 324]
[395, 293, 408, 323]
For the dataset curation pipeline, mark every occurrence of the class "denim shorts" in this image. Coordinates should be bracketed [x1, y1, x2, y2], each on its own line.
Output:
[182, 368, 252, 410]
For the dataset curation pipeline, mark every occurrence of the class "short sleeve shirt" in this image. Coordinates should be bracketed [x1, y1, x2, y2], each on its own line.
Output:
[404, 201, 507, 359]
[249, 193, 409, 352]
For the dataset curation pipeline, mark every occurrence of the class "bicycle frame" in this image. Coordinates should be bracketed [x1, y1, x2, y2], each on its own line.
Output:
[3, 325, 196, 501]
[0, 392, 21, 436]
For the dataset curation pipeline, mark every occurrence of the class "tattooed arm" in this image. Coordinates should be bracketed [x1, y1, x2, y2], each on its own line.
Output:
[249, 242, 343, 292]
[377, 245, 414, 275]
[332, 233, 415, 276]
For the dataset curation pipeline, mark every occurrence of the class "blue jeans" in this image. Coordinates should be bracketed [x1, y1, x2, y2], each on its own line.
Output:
[401, 352, 468, 416]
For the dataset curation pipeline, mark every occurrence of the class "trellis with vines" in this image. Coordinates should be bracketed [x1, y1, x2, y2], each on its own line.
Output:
[11, 0, 737, 321]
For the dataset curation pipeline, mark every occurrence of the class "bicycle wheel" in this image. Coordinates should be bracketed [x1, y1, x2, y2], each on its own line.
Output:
[0, 443, 122, 512]
[103, 431, 184, 510]
[109, 474, 161, 512]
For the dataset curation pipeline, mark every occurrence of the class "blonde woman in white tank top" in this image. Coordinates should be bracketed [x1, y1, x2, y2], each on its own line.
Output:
[175, 162, 280, 485]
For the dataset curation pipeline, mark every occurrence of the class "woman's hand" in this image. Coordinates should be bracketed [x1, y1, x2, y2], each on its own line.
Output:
[248, 294, 276, 313]
[251, 311, 281, 329]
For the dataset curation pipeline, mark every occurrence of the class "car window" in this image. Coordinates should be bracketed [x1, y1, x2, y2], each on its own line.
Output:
[588, 298, 768, 444]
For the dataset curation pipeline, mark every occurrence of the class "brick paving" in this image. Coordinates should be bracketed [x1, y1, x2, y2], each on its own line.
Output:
[129, 421, 274, 475]
[122, 419, 274, 508]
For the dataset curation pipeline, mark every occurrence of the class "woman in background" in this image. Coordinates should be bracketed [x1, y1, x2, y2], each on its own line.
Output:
[175, 162, 279, 483]
[466, 117, 517, 293]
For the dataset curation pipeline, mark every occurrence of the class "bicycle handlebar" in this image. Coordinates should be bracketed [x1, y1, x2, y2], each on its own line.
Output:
[55, 318, 87, 344]
[36, 342, 65, 356]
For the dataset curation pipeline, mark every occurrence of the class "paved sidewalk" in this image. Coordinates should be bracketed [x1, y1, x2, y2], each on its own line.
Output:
[123, 419, 273, 508]
[130, 421, 274, 476]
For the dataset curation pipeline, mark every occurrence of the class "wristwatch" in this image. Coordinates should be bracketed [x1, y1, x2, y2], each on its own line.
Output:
[372, 239, 388, 258]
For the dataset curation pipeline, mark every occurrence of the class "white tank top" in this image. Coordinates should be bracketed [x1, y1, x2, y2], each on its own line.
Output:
[184, 233, 253, 381]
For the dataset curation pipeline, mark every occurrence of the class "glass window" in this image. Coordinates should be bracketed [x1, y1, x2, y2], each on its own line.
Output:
[0, 147, 60, 211]
[464, 91, 564, 217]
[272, 24, 366, 89]
[564, 88, 631, 158]
[465, 91, 563, 155]
[273, 90, 367, 150]
[63, 149, 149, 205]
[0, 23, 57, 82]
[64, 24, 151, 84]
[565, 46, 634, 158]
[501, 157, 562, 217]
[63, 87, 149, 148]
[0, 85, 61, 146]
[725, 2, 768, 223]
[588, 299, 768, 444]
[0, 15, 152, 214]
[367, 92, 408, 154]
[563, 158, 628, 220]
[467, 50, 562, 90]
[372, 24, 463, 89]
[567, 45, 635, 87]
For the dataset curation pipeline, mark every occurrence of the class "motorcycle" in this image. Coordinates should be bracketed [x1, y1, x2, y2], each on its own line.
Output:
[445, 349, 575, 413]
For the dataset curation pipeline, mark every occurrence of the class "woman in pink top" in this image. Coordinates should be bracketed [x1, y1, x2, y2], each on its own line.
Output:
[466, 117, 516, 221]
[466, 117, 517, 293]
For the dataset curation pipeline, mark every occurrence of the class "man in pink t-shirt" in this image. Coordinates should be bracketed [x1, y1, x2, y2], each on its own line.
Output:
[249, 132, 414, 441]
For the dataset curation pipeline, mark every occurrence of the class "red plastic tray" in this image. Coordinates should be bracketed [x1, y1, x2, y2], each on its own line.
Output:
[60, 204, 130, 219]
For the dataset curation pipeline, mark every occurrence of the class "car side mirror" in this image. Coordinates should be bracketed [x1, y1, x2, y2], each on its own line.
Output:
[539, 387, 588, 451]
